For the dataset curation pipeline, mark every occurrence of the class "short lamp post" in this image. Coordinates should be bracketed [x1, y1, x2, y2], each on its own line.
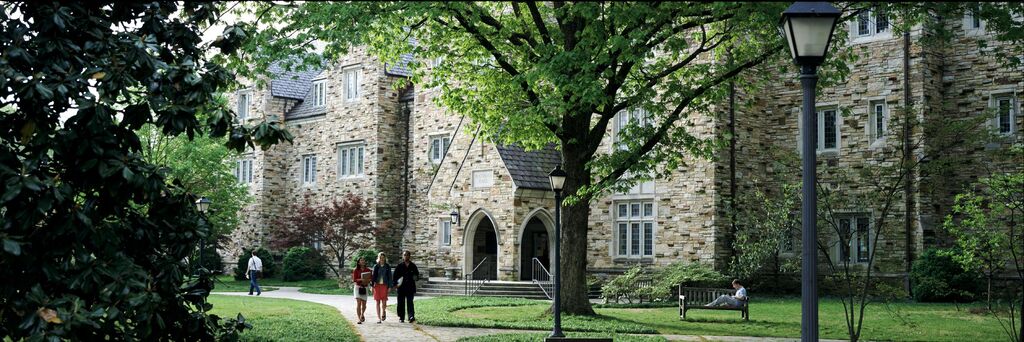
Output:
[195, 196, 212, 272]
[547, 165, 567, 339]
[779, 3, 841, 342]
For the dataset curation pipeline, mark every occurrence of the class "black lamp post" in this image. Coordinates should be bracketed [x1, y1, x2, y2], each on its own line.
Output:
[779, 3, 840, 342]
[195, 196, 212, 272]
[547, 165, 567, 339]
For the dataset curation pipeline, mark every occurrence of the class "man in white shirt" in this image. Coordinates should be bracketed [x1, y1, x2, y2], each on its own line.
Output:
[246, 251, 263, 296]
[706, 279, 747, 308]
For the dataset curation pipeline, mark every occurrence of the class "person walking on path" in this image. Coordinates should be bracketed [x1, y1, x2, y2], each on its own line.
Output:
[392, 250, 420, 323]
[246, 250, 263, 296]
[371, 252, 393, 324]
[352, 257, 372, 324]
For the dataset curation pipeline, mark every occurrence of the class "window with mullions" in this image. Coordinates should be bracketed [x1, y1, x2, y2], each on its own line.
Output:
[993, 95, 1017, 135]
[817, 108, 840, 153]
[235, 159, 253, 184]
[301, 154, 317, 185]
[854, 9, 890, 38]
[870, 101, 888, 143]
[439, 219, 452, 246]
[615, 200, 654, 257]
[837, 215, 871, 263]
[338, 142, 365, 178]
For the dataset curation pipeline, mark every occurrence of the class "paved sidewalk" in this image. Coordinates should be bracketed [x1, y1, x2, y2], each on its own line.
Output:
[214, 288, 847, 342]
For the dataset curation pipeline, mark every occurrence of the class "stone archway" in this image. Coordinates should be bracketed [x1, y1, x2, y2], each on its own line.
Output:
[463, 210, 499, 280]
[518, 208, 555, 280]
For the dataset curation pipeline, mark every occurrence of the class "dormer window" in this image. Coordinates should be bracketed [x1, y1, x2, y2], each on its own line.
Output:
[311, 79, 327, 107]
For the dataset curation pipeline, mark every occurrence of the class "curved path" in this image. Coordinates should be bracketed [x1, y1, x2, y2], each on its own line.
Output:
[215, 288, 845, 342]
[216, 287, 545, 341]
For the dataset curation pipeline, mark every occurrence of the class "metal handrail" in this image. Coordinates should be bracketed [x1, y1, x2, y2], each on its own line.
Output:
[531, 257, 554, 300]
[464, 257, 491, 296]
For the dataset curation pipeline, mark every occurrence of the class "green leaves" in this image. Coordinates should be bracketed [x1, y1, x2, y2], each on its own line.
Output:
[3, 239, 21, 255]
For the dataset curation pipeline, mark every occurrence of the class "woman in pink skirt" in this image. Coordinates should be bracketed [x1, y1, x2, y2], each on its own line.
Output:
[371, 252, 393, 323]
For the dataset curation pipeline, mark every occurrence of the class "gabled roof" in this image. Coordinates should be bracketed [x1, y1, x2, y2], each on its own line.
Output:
[268, 61, 323, 101]
[496, 143, 561, 191]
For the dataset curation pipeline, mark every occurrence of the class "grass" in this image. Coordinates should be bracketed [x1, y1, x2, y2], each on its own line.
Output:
[415, 297, 656, 333]
[208, 294, 359, 342]
[457, 333, 667, 342]
[416, 296, 1010, 341]
[212, 275, 352, 295]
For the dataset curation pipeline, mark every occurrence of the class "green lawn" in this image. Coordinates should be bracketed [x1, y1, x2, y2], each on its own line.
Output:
[208, 294, 359, 342]
[212, 275, 352, 295]
[457, 333, 667, 342]
[417, 296, 1009, 341]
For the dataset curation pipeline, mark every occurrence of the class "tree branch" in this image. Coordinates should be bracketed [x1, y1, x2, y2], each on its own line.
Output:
[526, 1, 553, 45]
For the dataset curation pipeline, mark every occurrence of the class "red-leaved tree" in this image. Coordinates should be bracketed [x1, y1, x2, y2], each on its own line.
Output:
[271, 193, 374, 277]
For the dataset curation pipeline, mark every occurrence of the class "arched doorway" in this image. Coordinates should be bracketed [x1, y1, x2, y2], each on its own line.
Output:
[465, 213, 498, 280]
[519, 217, 550, 280]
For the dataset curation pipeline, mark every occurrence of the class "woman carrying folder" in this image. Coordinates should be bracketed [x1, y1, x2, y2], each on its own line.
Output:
[351, 257, 371, 324]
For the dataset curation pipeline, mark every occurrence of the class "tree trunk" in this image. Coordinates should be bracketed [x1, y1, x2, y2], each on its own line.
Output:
[988, 272, 994, 311]
[1019, 284, 1023, 342]
[558, 146, 597, 316]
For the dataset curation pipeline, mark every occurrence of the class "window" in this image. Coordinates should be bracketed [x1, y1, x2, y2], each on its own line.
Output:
[612, 108, 651, 151]
[235, 159, 253, 184]
[439, 220, 452, 246]
[311, 236, 323, 251]
[818, 108, 840, 153]
[965, 10, 985, 32]
[615, 200, 655, 257]
[472, 170, 494, 188]
[870, 101, 888, 142]
[301, 154, 317, 185]
[430, 134, 451, 164]
[837, 215, 871, 263]
[993, 95, 1017, 135]
[311, 79, 326, 107]
[338, 142, 365, 178]
[237, 91, 250, 120]
[853, 10, 890, 38]
[343, 66, 361, 101]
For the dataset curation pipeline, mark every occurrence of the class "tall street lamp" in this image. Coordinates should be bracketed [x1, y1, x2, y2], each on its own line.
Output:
[779, 3, 841, 342]
[547, 165, 567, 339]
[195, 196, 212, 272]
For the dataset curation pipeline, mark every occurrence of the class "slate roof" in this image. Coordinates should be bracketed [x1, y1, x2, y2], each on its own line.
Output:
[385, 53, 415, 77]
[496, 143, 562, 190]
[268, 61, 323, 100]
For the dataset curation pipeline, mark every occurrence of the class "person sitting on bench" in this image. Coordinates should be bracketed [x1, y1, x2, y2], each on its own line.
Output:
[706, 279, 747, 308]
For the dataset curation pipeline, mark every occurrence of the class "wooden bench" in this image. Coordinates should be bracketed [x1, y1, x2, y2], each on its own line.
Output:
[678, 286, 749, 321]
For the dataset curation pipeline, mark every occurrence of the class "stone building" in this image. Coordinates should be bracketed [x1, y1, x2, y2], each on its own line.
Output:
[227, 13, 1021, 282]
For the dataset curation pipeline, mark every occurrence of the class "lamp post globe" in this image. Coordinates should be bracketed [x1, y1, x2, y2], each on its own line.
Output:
[779, 2, 840, 342]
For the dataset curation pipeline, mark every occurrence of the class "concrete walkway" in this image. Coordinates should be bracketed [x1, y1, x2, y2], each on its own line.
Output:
[214, 288, 846, 342]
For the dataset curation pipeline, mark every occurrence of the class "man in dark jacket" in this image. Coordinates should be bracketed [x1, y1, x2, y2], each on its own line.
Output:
[392, 250, 419, 323]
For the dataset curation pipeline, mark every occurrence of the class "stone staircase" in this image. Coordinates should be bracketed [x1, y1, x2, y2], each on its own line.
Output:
[417, 278, 551, 300]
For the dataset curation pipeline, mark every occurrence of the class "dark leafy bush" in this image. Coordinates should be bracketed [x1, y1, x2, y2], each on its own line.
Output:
[281, 247, 326, 281]
[350, 248, 380, 269]
[234, 247, 277, 280]
[196, 245, 224, 274]
[911, 248, 983, 302]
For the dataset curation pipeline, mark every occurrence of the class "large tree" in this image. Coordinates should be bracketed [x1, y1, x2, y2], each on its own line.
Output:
[0, 1, 288, 339]
[229, 2, 1024, 315]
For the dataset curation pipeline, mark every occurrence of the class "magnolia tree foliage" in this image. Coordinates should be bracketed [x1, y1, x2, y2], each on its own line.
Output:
[270, 193, 376, 278]
[0, 2, 290, 339]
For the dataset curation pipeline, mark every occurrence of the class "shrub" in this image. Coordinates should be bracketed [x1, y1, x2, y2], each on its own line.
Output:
[195, 245, 223, 274]
[602, 263, 727, 303]
[911, 248, 983, 302]
[350, 248, 380, 269]
[602, 265, 647, 303]
[281, 247, 326, 281]
[234, 247, 277, 280]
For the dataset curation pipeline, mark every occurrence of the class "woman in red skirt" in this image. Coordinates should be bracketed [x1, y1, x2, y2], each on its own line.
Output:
[371, 252, 393, 324]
